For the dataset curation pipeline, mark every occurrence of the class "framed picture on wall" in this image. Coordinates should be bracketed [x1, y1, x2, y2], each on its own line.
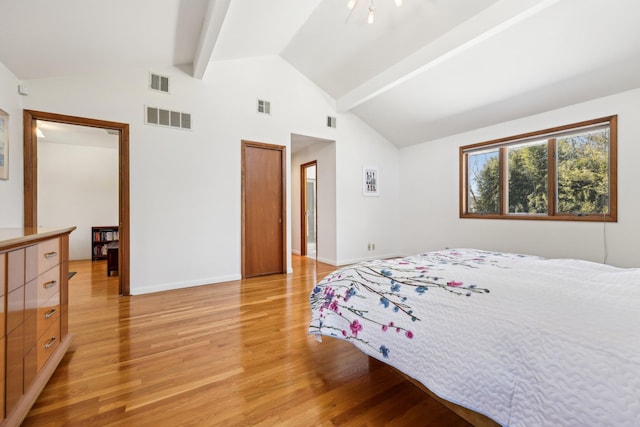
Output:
[363, 166, 379, 196]
[0, 108, 8, 180]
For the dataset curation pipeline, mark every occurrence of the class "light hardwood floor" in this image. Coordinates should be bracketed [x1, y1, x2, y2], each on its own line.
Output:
[23, 256, 471, 426]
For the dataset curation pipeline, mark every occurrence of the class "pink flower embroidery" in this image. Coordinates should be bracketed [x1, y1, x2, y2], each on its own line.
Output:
[405, 330, 414, 339]
[447, 280, 463, 287]
[350, 320, 363, 337]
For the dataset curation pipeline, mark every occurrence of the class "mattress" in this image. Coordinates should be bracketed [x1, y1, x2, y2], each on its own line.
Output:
[308, 249, 640, 426]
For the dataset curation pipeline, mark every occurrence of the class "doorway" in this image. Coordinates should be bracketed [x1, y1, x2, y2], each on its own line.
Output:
[300, 161, 317, 258]
[23, 110, 130, 296]
[241, 140, 286, 278]
[37, 122, 118, 262]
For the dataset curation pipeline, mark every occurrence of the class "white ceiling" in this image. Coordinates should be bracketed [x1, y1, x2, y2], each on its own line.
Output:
[36, 121, 118, 149]
[0, 0, 209, 80]
[1, 0, 639, 148]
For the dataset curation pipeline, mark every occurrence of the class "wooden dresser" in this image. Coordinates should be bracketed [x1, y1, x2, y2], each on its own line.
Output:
[0, 227, 75, 427]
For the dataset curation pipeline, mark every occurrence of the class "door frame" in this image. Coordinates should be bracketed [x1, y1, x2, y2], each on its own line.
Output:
[23, 109, 130, 296]
[300, 160, 317, 258]
[241, 140, 287, 278]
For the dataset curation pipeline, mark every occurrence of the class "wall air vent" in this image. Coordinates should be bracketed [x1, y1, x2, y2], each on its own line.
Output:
[149, 72, 169, 93]
[257, 99, 271, 115]
[145, 106, 192, 130]
[327, 116, 337, 128]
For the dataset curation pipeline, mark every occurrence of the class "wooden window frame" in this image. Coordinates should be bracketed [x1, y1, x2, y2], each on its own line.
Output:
[460, 115, 617, 222]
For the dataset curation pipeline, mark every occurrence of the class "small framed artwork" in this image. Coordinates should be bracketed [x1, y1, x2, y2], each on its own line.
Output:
[363, 166, 379, 196]
[0, 108, 8, 180]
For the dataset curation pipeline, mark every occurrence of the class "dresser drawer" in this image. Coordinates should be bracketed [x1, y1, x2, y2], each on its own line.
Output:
[6, 324, 24, 412]
[6, 286, 25, 334]
[37, 238, 60, 275]
[7, 249, 25, 293]
[37, 293, 60, 338]
[37, 265, 60, 304]
[37, 318, 60, 371]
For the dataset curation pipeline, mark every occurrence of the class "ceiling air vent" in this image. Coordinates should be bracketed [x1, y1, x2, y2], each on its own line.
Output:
[149, 72, 169, 93]
[145, 106, 192, 130]
[327, 116, 337, 128]
[180, 113, 192, 130]
[257, 99, 271, 115]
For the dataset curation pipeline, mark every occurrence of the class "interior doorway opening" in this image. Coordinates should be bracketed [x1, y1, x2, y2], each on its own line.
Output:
[300, 161, 317, 258]
[23, 110, 130, 296]
[291, 132, 335, 264]
[36, 121, 119, 263]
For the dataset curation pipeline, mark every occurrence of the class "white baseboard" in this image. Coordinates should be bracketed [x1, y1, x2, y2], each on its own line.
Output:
[316, 256, 338, 265]
[131, 274, 242, 295]
[333, 253, 402, 266]
[131, 253, 404, 294]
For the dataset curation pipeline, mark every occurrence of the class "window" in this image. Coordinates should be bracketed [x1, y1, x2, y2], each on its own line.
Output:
[460, 116, 617, 222]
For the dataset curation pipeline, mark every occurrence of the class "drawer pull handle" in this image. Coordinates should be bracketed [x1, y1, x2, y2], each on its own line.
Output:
[44, 251, 58, 259]
[45, 308, 57, 319]
[44, 280, 57, 289]
[44, 337, 57, 349]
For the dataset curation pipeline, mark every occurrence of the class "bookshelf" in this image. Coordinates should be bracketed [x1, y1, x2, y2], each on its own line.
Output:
[92, 226, 119, 260]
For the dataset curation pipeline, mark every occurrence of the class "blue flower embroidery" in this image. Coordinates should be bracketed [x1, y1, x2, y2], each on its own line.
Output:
[379, 345, 390, 358]
[344, 287, 356, 302]
[380, 297, 390, 308]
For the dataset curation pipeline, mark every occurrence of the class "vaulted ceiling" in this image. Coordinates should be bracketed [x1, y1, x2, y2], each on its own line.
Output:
[1, 0, 639, 147]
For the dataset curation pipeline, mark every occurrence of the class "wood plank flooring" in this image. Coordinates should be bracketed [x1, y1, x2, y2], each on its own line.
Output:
[22, 256, 471, 426]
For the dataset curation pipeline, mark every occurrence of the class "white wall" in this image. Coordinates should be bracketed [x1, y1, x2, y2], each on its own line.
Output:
[335, 115, 401, 264]
[291, 140, 337, 264]
[0, 62, 23, 227]
[16, 56, 400, 293]
[38, 141, 118, 260]
[398, 88, 640, 268]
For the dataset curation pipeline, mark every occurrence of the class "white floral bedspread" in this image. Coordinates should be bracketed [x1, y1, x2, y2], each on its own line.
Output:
[308, 249, 640, 427]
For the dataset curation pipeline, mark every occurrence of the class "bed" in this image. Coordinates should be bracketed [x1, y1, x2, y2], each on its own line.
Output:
[308, 248, 640, 427]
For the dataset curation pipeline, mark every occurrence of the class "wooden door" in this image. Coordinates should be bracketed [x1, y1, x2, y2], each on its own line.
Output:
[242, 141, 286, 277]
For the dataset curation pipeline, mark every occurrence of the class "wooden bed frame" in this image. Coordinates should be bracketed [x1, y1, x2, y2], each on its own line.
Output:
[404, 374, 500, 426]
[371, 357, 501, 427]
